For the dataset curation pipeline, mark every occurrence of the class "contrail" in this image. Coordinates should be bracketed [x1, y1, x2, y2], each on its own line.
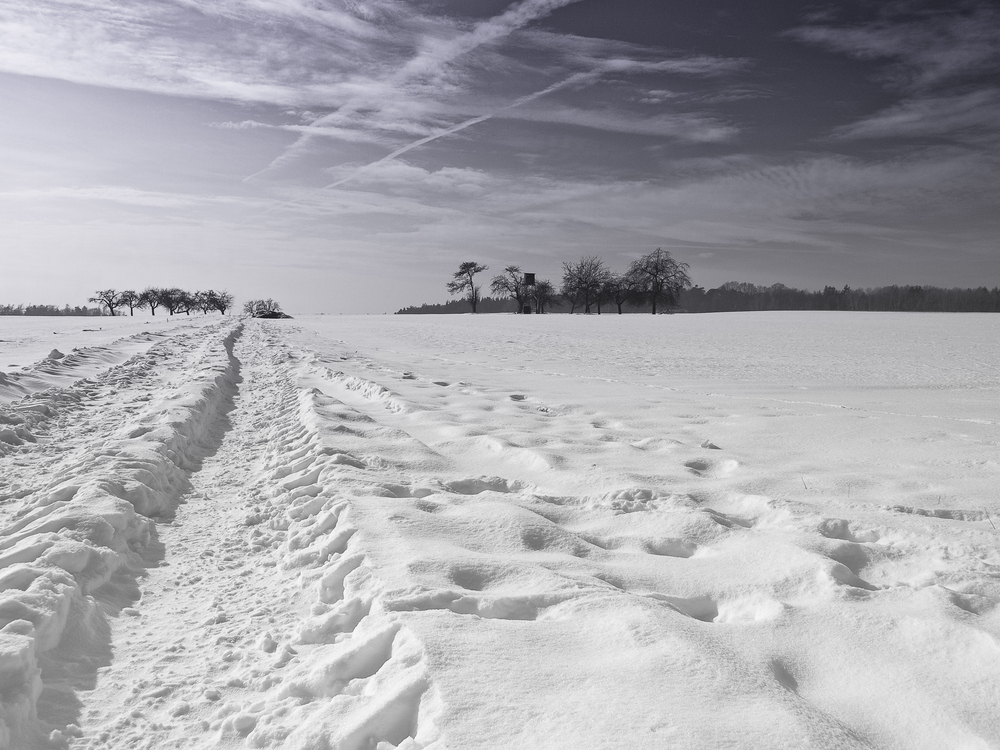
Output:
[263, 70, 596, 214]
[322, 72, 593, 190]
[245, 0, 584, 183]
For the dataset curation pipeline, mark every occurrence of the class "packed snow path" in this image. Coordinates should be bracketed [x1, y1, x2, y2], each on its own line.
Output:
[1, 314, 999, 749]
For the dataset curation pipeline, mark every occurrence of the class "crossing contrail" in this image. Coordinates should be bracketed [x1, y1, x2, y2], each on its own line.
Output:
[263, 70, 597, 214]
[245, 0, 585, 183]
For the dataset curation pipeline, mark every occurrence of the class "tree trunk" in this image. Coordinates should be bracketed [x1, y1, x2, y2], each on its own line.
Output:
[617, 303, 623, 314]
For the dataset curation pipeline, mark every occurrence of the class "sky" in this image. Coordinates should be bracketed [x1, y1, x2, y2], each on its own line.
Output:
[1, 0, 998, 313]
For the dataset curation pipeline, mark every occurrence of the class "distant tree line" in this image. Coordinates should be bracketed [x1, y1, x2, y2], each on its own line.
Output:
[403, 254, 1000, 315]
[435, 249, 692, 315]
[88, 288, 235, 316]
[397, 297, 521, 314]
[679, 282, 1000, 313]
[0, 303, 105, 316]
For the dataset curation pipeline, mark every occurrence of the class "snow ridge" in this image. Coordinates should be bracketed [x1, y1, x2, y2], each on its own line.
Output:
[219, 339, 441, 749]
[0, 321, 242, 748]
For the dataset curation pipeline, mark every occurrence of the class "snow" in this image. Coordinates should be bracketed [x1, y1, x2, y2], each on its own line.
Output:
[0, 317, 218, 403]
[0, 312, 998, 749]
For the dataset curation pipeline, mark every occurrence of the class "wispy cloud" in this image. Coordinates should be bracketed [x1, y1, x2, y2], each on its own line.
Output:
[244, 0, 593, 179]
[262, 68, 602, 210]
[832, 88, 1000, 143]
[211, 119, 392, 145]
[0, 0, 743, 189]
[263, 53, 741, 211]
[501, 104, 736, 142]
[791, 3, 1000, 151]
[789, 3, 1000, 90]
[0, 185, 259, 209]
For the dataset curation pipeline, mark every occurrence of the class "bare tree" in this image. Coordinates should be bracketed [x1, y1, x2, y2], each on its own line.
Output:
[629, 248, 692, 314]
[447, 261, 488, 313]
[88, 289, 121, 316]
[595, 279, 610, 315]
[561, 256, 609, 314]
[204, 290, 234, 314]
[533, 279, 558, 314]
[140, 287, 163, 316]
[490, 265, 530, 313]
[192, 291, 212, 314]
[243, 298, 283, 316]
[603, 271, 641, 314]
[172, 290, 196, 315]
[117, 290, 141, 316]
[157, 288, 186, 315]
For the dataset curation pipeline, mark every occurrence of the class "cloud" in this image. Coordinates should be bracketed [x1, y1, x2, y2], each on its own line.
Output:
[500, 104, 736, 142]
[260, 144, 998, 262]
[640, 89, 676, 104]
[792, 5, 1000, 149]
[211, 119, 391, 144]
[789, 4, 1000, 90]
[211, 120, 272, 130]
[246, 0, 593, 178]
[325, 161, 494, 198]
[395, 0, 584, 81]
[0, 0, 743, 191]
[832, 89, 1000, 142]
[262, 51, 741, 211]
[0, 0, 407, 105]
[243, 5, 743, 179]
[0, 185, 259, 209]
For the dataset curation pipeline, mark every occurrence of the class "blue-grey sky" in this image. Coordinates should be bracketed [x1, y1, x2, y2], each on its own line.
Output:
[1, 0, 998, 312]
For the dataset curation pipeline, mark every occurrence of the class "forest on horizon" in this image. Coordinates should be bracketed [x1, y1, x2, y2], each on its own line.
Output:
[398, 282, 1000, 315]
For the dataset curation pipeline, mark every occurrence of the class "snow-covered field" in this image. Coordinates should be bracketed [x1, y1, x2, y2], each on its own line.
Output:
[1, 312, 999, 750]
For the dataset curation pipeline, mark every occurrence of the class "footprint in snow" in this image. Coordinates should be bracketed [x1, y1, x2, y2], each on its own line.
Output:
[685, 458, 739, 477]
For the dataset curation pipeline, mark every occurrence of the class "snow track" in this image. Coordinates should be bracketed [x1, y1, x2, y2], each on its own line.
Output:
[0, 320, 442, 750]
[0, 320, 242, 748]
[2, 314, 999, 749]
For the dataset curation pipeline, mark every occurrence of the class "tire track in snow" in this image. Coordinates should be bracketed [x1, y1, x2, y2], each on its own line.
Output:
[59, 320, 441, 750]
[0, 320, 242, 748]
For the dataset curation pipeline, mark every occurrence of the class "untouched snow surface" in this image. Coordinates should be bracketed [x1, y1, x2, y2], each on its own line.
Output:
[0, 312, 998, 750]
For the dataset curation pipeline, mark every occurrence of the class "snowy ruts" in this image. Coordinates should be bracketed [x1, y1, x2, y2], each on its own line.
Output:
[0, 319, 240, 747]
[1, 314, 999, 750]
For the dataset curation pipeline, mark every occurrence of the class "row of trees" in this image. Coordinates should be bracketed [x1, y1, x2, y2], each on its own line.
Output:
[402, 282, 1000, 315]
[88, 288, 235, 316]
[0, 304, 105, 316]
[447, 249, 692, 314]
